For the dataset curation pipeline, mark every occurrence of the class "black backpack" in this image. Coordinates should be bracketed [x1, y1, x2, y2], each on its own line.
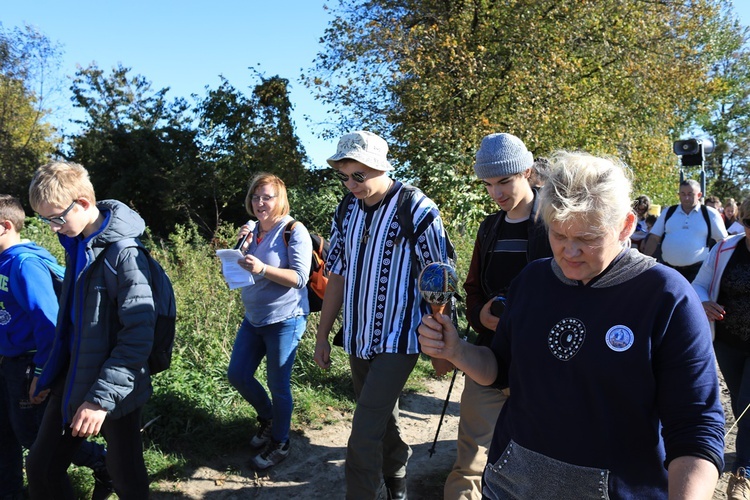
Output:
[282, 221, 330, 313]
[102, 238, 177, 375]
[663, 204, 713, 248]
[331, 185, 457, 347]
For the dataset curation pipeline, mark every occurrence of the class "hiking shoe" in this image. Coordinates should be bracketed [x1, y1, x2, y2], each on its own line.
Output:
[250, 417, 272, 449]
[728, 467, 750, 500]
[249, 439, 290, 471]
[91, 466, 115, 500]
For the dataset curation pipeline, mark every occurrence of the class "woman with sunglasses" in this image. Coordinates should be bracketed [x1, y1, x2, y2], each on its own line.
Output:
[227, 173, 312, 471]
[693, 197, 750, 499]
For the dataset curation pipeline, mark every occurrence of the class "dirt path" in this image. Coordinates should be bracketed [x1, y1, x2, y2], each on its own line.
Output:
[151, 375, 464, 499]
[151, 372, 737, 499]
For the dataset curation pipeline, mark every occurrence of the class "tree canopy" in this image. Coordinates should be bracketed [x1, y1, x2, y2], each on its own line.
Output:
[305, 0, 747, 223]
[0, 23, 60, 210]
[68, 65, 313, 237]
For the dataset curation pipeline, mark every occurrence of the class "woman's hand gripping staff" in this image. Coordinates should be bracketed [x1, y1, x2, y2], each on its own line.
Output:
[418, 262, 459, 374]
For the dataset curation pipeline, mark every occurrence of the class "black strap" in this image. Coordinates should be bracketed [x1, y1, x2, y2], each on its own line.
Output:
[477, 211, 503, 298]
[282, 219, 297, 247]
[663, 204, 711, 247]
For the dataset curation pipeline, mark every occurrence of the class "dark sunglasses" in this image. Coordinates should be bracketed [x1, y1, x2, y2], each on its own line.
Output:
[334, 170, 368, 183]
[38, 200, 78, 226]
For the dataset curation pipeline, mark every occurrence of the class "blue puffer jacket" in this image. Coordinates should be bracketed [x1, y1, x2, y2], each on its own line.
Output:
[36, 200, 154, 422]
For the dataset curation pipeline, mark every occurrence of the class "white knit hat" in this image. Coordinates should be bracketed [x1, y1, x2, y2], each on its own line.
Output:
[473, 133, 534, 179]
[326, 131, 393, 171]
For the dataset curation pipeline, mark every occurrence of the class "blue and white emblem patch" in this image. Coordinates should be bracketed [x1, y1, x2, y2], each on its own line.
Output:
[0, 309, 10, 326]
[605, 325, 634, 352]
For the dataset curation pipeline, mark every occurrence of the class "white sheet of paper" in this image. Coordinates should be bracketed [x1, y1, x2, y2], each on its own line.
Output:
[728, 220, 744, 235]
[216, 249, 255, 289]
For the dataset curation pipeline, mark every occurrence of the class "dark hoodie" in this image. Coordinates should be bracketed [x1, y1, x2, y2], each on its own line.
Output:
[36, 200, 154, 422]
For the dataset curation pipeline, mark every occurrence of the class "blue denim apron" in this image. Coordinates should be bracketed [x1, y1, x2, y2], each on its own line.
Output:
[483, 440, 610, 499]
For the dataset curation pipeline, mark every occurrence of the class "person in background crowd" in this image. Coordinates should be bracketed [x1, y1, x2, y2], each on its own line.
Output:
[227, 173, 312, 471]
[528, 157, 549, 188]
[643, 179, 727, 281]
[706, 195, 723, 212]
[693, 197, 750, 500]
[441, 133, 551, 500]
[419, 151, 725, 499]
[314, 131, 450, 500]
[630, 195, 651, 250]
[724, 198, 742, 235]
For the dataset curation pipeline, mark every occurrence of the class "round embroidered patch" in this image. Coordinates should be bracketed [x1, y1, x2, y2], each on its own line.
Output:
[0, 309, 10, 326]
[605, 325, 634, 352]
[548, 318, 586, 361]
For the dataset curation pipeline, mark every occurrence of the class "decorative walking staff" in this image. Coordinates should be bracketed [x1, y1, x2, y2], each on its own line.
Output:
[418, 262, 459, 457]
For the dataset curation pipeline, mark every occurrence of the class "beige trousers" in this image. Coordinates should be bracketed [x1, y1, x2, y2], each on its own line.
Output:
[444, 376, 508, 500]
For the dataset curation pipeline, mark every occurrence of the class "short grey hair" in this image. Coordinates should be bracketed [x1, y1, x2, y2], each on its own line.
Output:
[679, 179, 701, 194]
[540, 151, 633, 238]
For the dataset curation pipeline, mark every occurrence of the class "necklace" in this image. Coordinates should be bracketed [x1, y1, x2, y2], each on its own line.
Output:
[256, 220, 276, 244]
[360, 180, 393, 244]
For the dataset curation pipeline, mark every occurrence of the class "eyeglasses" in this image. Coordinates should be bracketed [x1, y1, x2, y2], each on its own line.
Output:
[38, 200, 78, 225]
[334, 170, 368, 183]
[250, 194, 277, 203]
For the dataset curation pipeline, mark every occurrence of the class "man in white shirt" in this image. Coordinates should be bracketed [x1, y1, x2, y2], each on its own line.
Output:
[643, 179, 727, 281]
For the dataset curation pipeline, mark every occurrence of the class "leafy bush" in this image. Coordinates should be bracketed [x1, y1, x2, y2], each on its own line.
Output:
[21, 215, 478, 482]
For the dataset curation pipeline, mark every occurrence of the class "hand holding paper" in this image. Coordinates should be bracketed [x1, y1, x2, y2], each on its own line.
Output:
[217, 249, 255, 289]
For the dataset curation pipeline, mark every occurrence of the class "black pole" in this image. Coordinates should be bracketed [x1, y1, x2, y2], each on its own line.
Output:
[428, 367, 459, 457]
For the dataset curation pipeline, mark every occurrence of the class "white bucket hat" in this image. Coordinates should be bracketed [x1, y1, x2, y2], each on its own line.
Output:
[326, 131, 393, 171]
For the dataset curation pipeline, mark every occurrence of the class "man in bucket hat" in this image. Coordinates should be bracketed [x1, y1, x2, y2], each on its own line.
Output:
[314, 131, 451, 499]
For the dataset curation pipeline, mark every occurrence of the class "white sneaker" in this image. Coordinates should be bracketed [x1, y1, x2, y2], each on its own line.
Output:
[250, 440, 290, 471]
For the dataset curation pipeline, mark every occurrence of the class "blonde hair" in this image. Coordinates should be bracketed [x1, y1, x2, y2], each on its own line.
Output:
[244, 173, 290, 219]
[29, 162, 96, 212]
[540, 151, 633, 238]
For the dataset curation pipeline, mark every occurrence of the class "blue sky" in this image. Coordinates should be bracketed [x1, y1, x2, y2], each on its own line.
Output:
[4, 1, 750, 169]
[4, 0, 338, 167]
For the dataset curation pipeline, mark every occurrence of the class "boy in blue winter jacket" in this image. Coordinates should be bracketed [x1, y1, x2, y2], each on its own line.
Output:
[26, 162, 155, 500]
[0, 194, 111, 500]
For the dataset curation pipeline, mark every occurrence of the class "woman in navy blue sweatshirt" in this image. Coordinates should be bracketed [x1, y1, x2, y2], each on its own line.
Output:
[419, 151, 725, 499]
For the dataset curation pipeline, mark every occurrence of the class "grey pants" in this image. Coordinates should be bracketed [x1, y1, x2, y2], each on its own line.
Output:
[345, 352, 418, 500]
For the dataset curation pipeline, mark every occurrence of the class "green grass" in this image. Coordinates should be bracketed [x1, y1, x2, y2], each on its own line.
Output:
[21, 217, 476, 495]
